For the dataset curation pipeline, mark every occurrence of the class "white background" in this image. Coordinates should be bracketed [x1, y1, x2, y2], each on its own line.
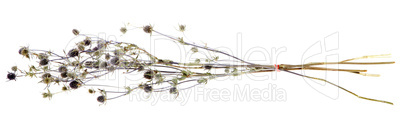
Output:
[1, 0, 401, 132]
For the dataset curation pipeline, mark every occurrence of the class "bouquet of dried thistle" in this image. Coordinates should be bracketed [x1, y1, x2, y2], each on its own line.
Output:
[6, 24, 395, 105]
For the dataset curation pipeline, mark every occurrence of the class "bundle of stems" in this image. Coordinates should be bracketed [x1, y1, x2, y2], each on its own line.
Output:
[6, 24, 395, 105]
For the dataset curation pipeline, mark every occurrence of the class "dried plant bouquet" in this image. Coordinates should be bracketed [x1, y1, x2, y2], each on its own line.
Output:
[6, 24, 395, 105]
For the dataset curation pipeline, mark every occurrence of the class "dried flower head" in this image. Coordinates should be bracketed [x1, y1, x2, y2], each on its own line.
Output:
[72, 29, 80, 36]
[68, 49, 79, 57]
[84, 38, 91, 46]
[105, 53, 111, 60]
[69, 80, 80, 89]
[120, 27, 127, 34]
[179, 24, 186, 32]
[38, 53, 48, 60]
[137, 65, 144, 71]
[100, 61, 108, 69]
[143, 25, 153, 33]
[7, 72, 16, 80]
[62, 86, 68, 91]
[97, 95, 105, 103]
[39, 58, 49, 66]
[42, 92, 51, 98]
[110, 57, 120, 65]
[58, 66, 68, 72]
[77, 44, 85, 51]
[144, 84, 153, 93]
[42, 77, 53, 84]
[204, 65, 212, 70]
[11, 66, 18, 72]
[143, 70, 156, 80]
[191, 47, 198, 53]
[169, 87, 178, 94]
[67, 72, 76, 79]
[92, 47, 99, 51]
[18, 47, 29, 58]
[107, 66, 116, 71]
[41, 73, 52, 79]
[60, 72, 68, 78]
